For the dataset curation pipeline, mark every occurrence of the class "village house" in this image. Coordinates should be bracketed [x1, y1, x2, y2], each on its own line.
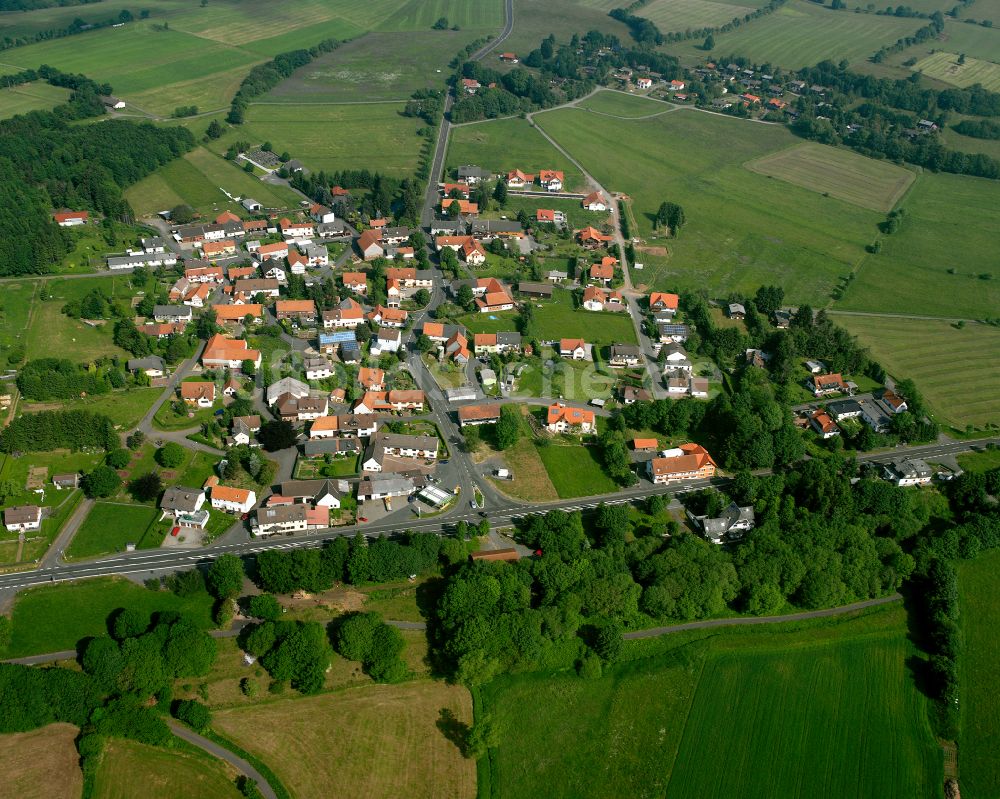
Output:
[353, 390, 425, 415]
[442, 198, 479, 216]
[518, 282, 553, 299]
[473, 332, 521, 355]
[182, 283, 213, 308]
[181, 381, 216, 407]
[367, 305, 408, 328]
[202, 334, 261, 370]
[267, 377, 310, 406]
[302, 437, 361, 458]
[253, 504, 329, 536]
[589, 258, 616, 284]
[203, 239, 237, 260]
[257, 241, 289, 261]
[153, 305, 193, 325]
[647, 443, 716, 484]
[359, 367, 385, 391]
[212, 303, 263, 325]
[287, 250, 308, 275]
[385, 267, 434, 289]
[304, 357, 333, 381]
[275, 299, 317, 324]
[695, 502, 755, 544]
[233, 278, 280, 299]
[280, 218, 314, 238]
[539, 170, 564, 192]
[4, 505, 41, 532]
[54, 210, 89, 227]
[506, 169, 535, 188]
[461, 78, 481, 93]
[362, 432, 439, 471]
[357, 229, 385, 261]
[636, 77, 653, 90]
[159, 487, 206, 522]
[581, 191, 608, 211]
[186, 263, 224, 283]
[577, 226, 612, 248]
[357, 475, 416, 503]
[811, 373, 849, 397]
[371, 327, 402, 354]
[582, 286, 625, 311]
[546, 403, 596, 434]
[211, 485, 256, 515]
[107, 251, 178, 270]
[309, 203, 336, 224]
[883, 458, 933, 487]
[279, 479, 345, 508]
[141, 236, 168, 253]
[536, 208, 566, 225]
[810, 409, 840, 439]
[609, 344, 643, 368]
[342, 272, 367, 295]
[444, 331, 471, 364]
[560, 338, 588, 360]
[457, 403, 502, 426]
[649, 292, 679, 315]
[457, 165, 490, 184]
[322, 298, 365, 329]
[308, 414, 379, 440]
[462, 238, 487, 266]
[127, 356, 167, 378]
[727, 302, 746, 320]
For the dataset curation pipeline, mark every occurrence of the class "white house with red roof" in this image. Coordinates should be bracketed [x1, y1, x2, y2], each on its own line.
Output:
[546, 403, 595, 434]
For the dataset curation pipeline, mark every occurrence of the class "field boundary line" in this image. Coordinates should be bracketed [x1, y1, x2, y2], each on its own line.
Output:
[249, 99, 411, 106]
[623, 594, 902, 639]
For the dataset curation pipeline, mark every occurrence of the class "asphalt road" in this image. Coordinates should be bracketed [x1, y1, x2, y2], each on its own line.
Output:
[167, 720, 278, 799]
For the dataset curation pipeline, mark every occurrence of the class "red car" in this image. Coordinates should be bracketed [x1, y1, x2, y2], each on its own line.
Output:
[171, 527, 180, 537]
[358, 516, 368, 523]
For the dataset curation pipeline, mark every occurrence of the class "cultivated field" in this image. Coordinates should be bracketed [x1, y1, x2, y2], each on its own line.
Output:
[94, 739, 240, 799]
[660, 0, 924, 67]
[447, 117, 587, 191]
[837, 171, 1000, 319]
[637, 0, 763, 32]
[263, 30, 483, 104]
[502, 0, 633, 54]
[745, 142, 915, 213]
[375, 0, 505, 32]
[912, 51, 1000, 91]
[230, 103, 426, 177]
[65, 502, 160, 560]
[213, 681, 476, 799]
[0, 723, 82, 799]
[959, 549, 1000, 799]
[5, 577, 214, 657]
[533, 108, 880, 304]
[125, 146, 299, 217]
[575, 89, 674, 118]
[0, 81, 70, 119]
[483, 604, 939, 798]
[836, 315, 1000, 430]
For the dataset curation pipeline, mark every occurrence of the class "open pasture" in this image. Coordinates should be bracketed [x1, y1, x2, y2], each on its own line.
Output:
[65, 502, 160, 560]
[237, 102, 425, 177]
[745, 142, 915, 212]
[0, 723, 82, 799]
[959, 549, 1000, 799]
[94, 739, 240, 799]
[502, 0, 633, 54]
[533, 107, 879, 304]
[575, 89, 674, 118]
[665, 633, 940, 798]
[835, 315, 1000, 430]
[638, 0, 762, 32]
[934, 18, 1000, 63]
[265, 30, 481, 104]
[125, 146, 299, 217]
[212, 681, 476, 799]
[0, 81, 70, 119]
[660, 0, 925, 67]
[912, 51, 1000, 91]
[377, 0, 505, 32]
[837, 171, 1000, 319]
[447, 116, 587, 191]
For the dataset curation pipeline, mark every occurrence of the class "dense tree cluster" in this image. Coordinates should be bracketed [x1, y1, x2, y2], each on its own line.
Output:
[953, 118, 1000, 140]
[16, 358, 115, 401]
[0, 663, 102, 732]
[240, 620, 331, 694]
[335, 612, 407, 682]
[227, 39, 339, 124]
[0, 409, 117, 452]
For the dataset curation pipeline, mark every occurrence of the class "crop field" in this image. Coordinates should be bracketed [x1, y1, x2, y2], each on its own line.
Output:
[533, 108, 880, 304]
[536, 440, 619, 497]
[376, 0, 505, 32]
[65, 502, 160, 560]
[483, 604, 941, 799]
[0, 81, 70, 119]
[637, 0, 762, 32]
[125, 146, 299, 217]
[745, 142, 915, 213]
[575, 89, 674, 118]
[912, 51, 1000, 91]
[0, 723, 82, 799]
[837, 172, 1000, 318]
[232, 102, 426, 177]
[660, 0, 924, 67]
[934, 18, 1000, 63]
[94, 739, 240, 799]
[213, 681, 476, 799]
[835, 316, 1000, 430]
[5, 577, 214, 657]
[447, 117, 587, 191]
[959, 549, 1000, 799]
[264, 30, 482, 104]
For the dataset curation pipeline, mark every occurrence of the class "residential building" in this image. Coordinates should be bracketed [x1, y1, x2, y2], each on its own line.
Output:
[539, 170, 564, 191]
[180, 382, 215, 407]
[581, 191, 607, 211]
[153, 305, 193, 324]
[649, 292, 678, 315]
[577, 226, 612, 248]
[275, 299, 317, 323]
[517, 282, 553, 299]
[211, 485, 256, 515]
[357, 229, 385, 260]
[278, 479, 344, 508]
[322, 298, 365, 329]
[696, 502, 755, 544]
[506, 169, 534, 188]
[212, 304, 263, 324]
[342, 272, 368, 294]
[811, 373, 848, 397]
[546, 403, 596, 434]
[266, 377, 309, 406]
[883, 458, 933, 487]
[4, 505, 41, 532]
[308, 414, 378, 440]
[160, 487, 206, 519]
[560, 339, 587, 360]
[457, 403, 502, 426]
[810, 409, 840, 439]
[609, 344, 642, 368]
[127, 356, 166, 378]
[54, 210, 88, 227]
[202, 334, 261, 370]
[647, 444, 717, 484]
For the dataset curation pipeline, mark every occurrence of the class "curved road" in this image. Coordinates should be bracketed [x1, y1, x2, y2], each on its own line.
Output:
[623, 593, 902, 639]
[167, 720, 278, 799]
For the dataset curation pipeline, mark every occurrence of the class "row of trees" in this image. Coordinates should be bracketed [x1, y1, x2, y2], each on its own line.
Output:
[16, 357, 116, 401]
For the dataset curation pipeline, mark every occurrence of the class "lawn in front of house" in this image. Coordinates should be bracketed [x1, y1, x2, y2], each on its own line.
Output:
[64, 502, 160, 559]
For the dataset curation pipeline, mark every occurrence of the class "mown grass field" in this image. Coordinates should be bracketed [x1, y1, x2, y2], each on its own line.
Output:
[0, 81, 70, 119]
[536, 440, 619, 497]
[212, 681, 476, 799]
[376, 0, 505, 31]
[912, 51, 1000, 91]
[264, 30, 483, 104]
[533, 108, 879, 304]
[20, 388, 161, 431]
[65, 502, 160, 560]
[94, 739, 240, 799]
[4, 577, 214, 657]
[837, 171, 1000, 318]
[502, 0, 633, 54]
[933, 18, 1000, 63]
[125, 145, 299, 217]
[836, 316, 1000, 430]
[575, 89, 674, 118]
[483, 604, 941, 799]
[660, 0, 925, 67]
[0, 723, 82, 799]
[447, 117, 587, 191]
[959, 548, 1000, 799]
[745, 142, 915, 213]
[637, 0, 762, 31]
[228, 102, 425, 177]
